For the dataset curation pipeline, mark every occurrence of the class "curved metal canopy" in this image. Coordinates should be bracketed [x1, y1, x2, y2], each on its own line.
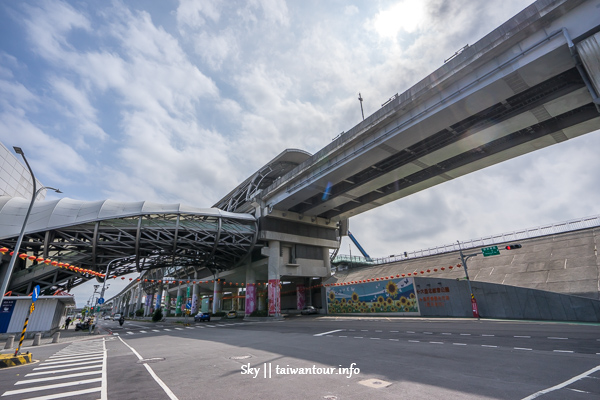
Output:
[0, 197, 257, 295]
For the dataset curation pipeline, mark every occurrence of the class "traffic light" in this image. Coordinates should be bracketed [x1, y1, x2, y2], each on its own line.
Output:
[505, 244, 522, 250]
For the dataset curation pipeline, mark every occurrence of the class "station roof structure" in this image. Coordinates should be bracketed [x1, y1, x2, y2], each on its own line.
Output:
[0, 197, 257, 295]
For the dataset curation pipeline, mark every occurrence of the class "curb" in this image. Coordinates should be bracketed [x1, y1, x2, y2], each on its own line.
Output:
[0, 353, 32, 368]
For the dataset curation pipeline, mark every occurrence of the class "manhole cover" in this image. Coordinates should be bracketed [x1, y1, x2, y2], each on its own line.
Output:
[358, 378, 392, 389]
[230, 355, 252, 360]
[137, 357, 165, 364]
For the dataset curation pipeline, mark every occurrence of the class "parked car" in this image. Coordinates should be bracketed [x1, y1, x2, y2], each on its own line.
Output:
[301, 306, 318, 315]
[103, 315, 111, 320]
[113, 313, 121, 321]
[194, 312, 210, 322]
[227, 310, 237, 319]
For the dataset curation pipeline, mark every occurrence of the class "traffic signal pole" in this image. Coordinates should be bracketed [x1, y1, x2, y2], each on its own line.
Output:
[457, 241, 480, 319]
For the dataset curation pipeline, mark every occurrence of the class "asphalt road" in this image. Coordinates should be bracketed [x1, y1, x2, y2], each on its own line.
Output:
[1, 316, 598, 399]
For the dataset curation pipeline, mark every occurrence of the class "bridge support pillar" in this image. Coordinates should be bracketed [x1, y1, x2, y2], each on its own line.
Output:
[175, 285, 182, 316]
[192, 281, 200, 314]
[135, 285, 143, 318]
[245, 263, 256, 316]
[155, 285, 163, 315]
[212, 279, 223, 314]
[267, 240, 281, 317]
[163, 285, 170, 316]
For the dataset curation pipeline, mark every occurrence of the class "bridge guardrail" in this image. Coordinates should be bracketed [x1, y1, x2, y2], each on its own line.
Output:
[333, 214, 600, 268]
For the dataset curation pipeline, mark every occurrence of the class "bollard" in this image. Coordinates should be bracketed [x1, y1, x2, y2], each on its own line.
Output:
[32, 332, 41, 346]
[52, 331, 60, 343]
[4, 335, 15, 350]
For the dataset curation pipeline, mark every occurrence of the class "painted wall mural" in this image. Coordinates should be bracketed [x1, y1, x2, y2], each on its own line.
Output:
[326, 277, 420, 315]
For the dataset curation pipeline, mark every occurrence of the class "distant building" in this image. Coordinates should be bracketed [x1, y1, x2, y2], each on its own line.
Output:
[0, 141, 45, 200]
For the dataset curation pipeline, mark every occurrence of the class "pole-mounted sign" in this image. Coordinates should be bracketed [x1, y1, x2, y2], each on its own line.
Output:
[15, 285, 41, 355]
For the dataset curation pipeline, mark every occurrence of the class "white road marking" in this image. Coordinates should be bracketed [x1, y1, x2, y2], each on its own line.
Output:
[360, 329, 368, 332]
[117, 336, 179, 400]
[16, 371, 102, 385]
[2, 378, 102, 396]
[174, 328, 184, 330]
[514, 336, 531, 338]
[408, 340, 420, 343]
[423, 332, 433, 334]
[375, 330, 383, 332]
[514, 348, 532, 351]
[521, 364, 600, 399]
[482, 345, 498, 348]
[140, 330, 147, 333]
[441, 333, 452, 335]
[389, 339, 399, 341]
[430, 342, 443, 344]
[41, 356, 103, 366]
[35, 360, 102, 370]
[553, 350, 574, 353]
[314, 329, 344, 337]
[370, 338, 380, 340]
[390, 330, 399, 333]
[185, 327, 194, 329]
[548, 337, 567, 340]
[27, 365, 101, 376]
[127, 331, 134, 335]
[163, 329, 172, 331]
[406, 331, 415, 334]
[460, 333, 471, 336]
[113, 333, 120, 336]
[354, 337, 363, 339]
[482, 334, 495, 337]
[11, 386, 101, 400]
[49, 352, 104, 360]
[453, 343, 467, 346]
[152, 330, 160, 332]
[339, 335, 347, 338]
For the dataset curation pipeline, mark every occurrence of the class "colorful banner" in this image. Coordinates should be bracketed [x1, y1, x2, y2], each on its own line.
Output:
[0, 299, 16, 333]
[268, 279, 280, 316]
[296, 284, 305, 310]
[326, 277, 419, 315]
[245, 284, 256, 315]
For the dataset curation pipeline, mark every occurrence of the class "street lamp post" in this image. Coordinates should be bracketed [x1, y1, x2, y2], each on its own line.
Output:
[0, 147, 61, 309]
[97, 256, 131, 311]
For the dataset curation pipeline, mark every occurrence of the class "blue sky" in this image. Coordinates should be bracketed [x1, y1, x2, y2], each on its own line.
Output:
[2, 0, 599, 306]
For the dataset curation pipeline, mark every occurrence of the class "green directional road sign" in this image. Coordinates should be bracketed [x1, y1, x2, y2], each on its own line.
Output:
[481, 246, 500, 257]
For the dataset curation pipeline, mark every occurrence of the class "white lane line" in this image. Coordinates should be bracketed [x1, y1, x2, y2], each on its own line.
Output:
[375, 330, 383, 332]
[521, 365, 600, 400]
[2, 378, 102, 396]
[441, 333, 452, 335]
[117, 336, 179, 400]
[349, 329, 355, 332]
[390, 331, 399, 333]
[453, 343, 467, 346]
[16, 371, 102, 385]
[163, 329, 172, 331]
[460, 333, 471, 336]
[10, 386, 101, 400]
[553, 350, 574, 353]
[35, 360, 103, 370]
[482, 334, 495, 337]
[389, 339, 399, 341]
[205, 325, 216, 328]
[370, 338, 380, 340]
[26, 364, 101, 376]
[430, 342, 444, 344]
[49, 352, 104, 360]
[423, 332, 433, 335]
[514, 348, 532, 351]
[360, 330, 368, 332]
[314, 329, 344, 337]
[174, 328, 184, 330]
[408, 340, 420, 343]
[339, 335, 348, 338]
[127, 331, 134, 335]
[482, 345, 498, 348]
[113, 333, 120, 336]
[514, 336, 531, 338]
[354, 337, 363, 339]
[102, 338, 107, 400]
[406, 331, 415, 334]
[152, 330, 160, 332]
[140, 330, 147, 333]
[41, 356, 103, 366]
[548, 337, 567, 340]
[185, 327, 194, 329]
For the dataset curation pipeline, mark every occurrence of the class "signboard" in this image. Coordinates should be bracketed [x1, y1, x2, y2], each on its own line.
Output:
[481, 246, 500, 257]
[32, 285, 40, 302]
[98, 297, 105, 305]
[0, 299, 16, 333]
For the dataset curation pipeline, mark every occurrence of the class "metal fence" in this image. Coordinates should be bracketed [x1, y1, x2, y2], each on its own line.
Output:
[333, 214, 600, 267]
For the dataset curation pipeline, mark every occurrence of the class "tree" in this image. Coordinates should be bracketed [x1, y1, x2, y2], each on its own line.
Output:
[152, 307, 163, 322]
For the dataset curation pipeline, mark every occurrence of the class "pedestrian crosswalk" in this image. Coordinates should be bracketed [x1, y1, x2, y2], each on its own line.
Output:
[1, 339, 106, 400]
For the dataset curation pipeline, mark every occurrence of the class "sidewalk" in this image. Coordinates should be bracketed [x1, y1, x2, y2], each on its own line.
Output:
[0, 325, 112, 356]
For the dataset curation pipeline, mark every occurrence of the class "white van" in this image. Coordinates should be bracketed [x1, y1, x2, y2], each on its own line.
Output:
[113, 313, 121, 321]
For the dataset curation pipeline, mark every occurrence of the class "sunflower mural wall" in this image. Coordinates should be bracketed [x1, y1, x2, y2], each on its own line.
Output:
[326, 277, 420, 315]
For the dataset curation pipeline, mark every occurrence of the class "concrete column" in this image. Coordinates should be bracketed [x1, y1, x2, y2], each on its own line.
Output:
[212, 279, 223, 314]
[135, 285, 143, 318]
[163, 285, 170, 316]
[155, 285, 163, 314]
[267, 240, 281, 317]
[323, 247, 331, 274]
[191, 283, 200, 314]
[297, 283, 306, 310]
[245, 263, 257, 316]
[175, 285, 182, 316]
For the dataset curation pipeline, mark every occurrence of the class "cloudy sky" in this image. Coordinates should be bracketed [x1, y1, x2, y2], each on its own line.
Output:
[1, 0, 598, 307]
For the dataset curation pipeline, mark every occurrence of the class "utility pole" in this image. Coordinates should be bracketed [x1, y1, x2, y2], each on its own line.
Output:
[358, 93, 365, 121]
